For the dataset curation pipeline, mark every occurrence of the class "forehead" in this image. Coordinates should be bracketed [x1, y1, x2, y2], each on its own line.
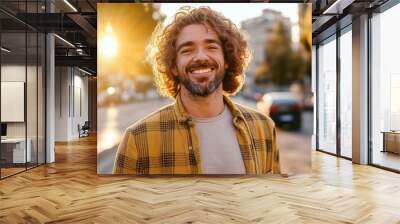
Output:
[175, 23, 220, 47]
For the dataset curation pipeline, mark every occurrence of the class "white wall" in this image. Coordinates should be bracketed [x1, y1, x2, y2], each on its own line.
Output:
[1, 65, 37, 138]
[55, 66, 70, 141]
[1, 64, 46, 164]
[72, 73, 89, 138]
[55, 67, 89, 141]
[1, 65, 26, 141]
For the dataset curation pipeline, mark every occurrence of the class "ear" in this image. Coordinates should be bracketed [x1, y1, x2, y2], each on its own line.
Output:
[224, 63, 229, 69]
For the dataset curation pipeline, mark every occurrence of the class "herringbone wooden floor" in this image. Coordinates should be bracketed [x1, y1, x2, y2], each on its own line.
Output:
[1, 135, 400, 224]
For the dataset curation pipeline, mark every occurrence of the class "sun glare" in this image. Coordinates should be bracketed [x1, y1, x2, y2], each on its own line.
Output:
[100, 24, 118, 58]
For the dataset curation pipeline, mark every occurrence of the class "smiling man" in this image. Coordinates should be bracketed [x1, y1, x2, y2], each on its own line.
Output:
[113, 6, 280, 175]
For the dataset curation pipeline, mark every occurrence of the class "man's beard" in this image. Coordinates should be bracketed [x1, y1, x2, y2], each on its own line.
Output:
[178, 71, 224, 97]
[178, 59, 225, 97]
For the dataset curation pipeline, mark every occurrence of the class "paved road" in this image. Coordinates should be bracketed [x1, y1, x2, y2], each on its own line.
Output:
[97, 97, 172, 173]
[98, 97, 312, 174]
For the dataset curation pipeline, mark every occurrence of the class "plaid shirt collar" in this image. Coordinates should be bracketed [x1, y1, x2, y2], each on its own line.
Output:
[173, 93, 245, 124]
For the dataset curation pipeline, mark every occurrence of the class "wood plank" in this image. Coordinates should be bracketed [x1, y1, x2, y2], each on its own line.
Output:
[0, 134, 399, 223]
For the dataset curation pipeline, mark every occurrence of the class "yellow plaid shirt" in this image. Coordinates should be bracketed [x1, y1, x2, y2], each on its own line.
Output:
[113, 94, 280, 175]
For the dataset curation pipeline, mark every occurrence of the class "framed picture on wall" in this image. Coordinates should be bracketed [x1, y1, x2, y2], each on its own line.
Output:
[1, 81, 25, 122]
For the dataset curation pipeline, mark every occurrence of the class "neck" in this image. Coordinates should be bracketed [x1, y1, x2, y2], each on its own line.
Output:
[180, 85, 224, 118]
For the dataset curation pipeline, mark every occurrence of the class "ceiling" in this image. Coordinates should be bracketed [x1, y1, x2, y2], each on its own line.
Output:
[0, 0, 97, 74]
[312, 0, 390, 44]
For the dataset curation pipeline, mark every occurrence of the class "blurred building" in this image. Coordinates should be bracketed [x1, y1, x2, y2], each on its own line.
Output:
[240, 9, 291, 88]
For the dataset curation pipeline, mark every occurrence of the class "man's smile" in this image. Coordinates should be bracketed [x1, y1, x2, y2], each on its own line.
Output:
[190, 67, 215, 74]
[187, 63, 217, 77]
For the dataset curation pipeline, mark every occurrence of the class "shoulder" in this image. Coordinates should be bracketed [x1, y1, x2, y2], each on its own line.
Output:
[125, 103, 176, 134]
[234, 102, 276, 140]
[235, 103, 275, 128]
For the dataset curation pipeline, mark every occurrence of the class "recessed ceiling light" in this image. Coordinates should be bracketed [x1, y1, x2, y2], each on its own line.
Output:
[78, 67, 93, 76]
[1, 47, 11, 53]
[323, 0, 355, 15]
[54, 34, 75, 48]
[63, 0, 78, 12]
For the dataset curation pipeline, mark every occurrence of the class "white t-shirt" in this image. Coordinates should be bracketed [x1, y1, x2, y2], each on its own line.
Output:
[192, 106, 246, 174]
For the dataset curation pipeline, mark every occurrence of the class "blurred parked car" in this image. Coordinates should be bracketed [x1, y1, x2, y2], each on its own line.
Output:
[256, 92, 302, 130]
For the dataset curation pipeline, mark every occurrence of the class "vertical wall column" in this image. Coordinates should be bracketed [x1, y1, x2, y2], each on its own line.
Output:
[352, 14, 369, 164]
[45, 1, 55, 163]
[46, 33, 55, 163]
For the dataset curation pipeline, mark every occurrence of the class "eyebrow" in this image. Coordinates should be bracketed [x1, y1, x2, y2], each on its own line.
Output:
[176, 38, 222, 52]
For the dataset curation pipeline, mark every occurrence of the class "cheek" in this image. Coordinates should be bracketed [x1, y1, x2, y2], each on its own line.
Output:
[176, 57, 188, 71]
[215, 52, 226, 66]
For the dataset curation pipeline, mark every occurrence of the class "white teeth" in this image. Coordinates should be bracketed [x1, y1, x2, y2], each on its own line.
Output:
[191, 68, 212, 74]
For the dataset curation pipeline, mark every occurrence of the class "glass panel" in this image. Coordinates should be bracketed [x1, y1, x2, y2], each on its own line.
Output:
[38, 32, 45, 165]
[27, 30, 38, 169]
[371, 4, 400, 171]
[312, 45, 317, 151]
[26, 0, 39, 169]
[0, 1, 46, 178]
[317, 36, 337, 154]
[1, 30, 27, 177]
[340, 28, 352, 158]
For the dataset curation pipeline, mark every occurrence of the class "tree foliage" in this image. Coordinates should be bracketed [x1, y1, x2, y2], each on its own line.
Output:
[257, 18, 311, 86]
[264, 20, 293, 85]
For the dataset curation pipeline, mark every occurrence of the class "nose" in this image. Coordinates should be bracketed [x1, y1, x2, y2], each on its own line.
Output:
[193, 48, 209, 61]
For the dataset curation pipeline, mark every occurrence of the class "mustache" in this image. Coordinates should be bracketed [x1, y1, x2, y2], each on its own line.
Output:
[185, 60, 218, 73]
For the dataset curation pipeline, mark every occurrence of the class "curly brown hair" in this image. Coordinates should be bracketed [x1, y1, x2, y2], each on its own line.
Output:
[147, 6, 251, 98]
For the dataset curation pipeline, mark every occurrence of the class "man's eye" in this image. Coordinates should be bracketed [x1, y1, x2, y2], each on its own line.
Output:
[181, 49, 192, 54]
[208, 46, 218, 50]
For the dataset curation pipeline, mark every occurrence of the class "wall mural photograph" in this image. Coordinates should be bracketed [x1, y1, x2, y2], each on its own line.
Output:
[97, 3, 312, 175]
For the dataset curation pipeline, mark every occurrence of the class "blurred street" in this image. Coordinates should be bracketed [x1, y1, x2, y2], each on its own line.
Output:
[231, 96, 311, 174]
[98, 96, 311, 174]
